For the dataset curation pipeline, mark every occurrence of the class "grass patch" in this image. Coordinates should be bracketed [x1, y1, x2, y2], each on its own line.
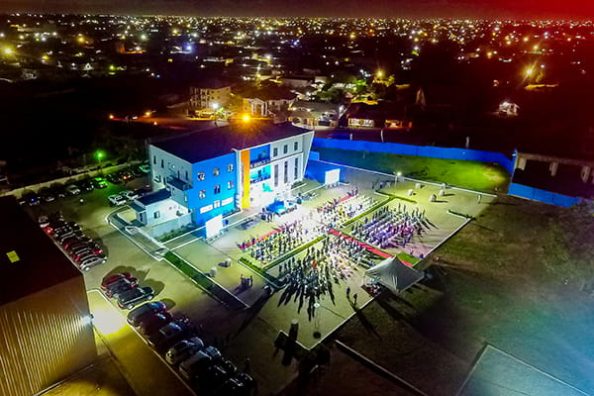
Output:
[316, 147, 510, 193]
[164, 252, 245, 310]
[396, 251, 421, 266]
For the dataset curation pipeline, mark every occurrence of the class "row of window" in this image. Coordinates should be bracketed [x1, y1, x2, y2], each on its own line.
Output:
[198, 181, 234, 199]
[272, 141, 299, 158]
[273, 158, 299, 187]
[197, 163, 234, 181]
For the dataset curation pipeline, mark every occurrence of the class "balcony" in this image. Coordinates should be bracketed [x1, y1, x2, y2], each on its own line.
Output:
[166, 176, 192, 191]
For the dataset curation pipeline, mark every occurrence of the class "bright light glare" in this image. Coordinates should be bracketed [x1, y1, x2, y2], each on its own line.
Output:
[92, 306, 126, 336]
[241, 113, 251, 123]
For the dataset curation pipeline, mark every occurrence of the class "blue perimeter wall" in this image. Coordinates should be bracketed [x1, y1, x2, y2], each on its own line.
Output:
[312, 137, 516, 174]
[508, 183, 580, 208]
[310, 138, 585, 208]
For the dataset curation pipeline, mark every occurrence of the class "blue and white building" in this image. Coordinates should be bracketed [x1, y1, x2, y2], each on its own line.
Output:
[132, 121, 314, 233]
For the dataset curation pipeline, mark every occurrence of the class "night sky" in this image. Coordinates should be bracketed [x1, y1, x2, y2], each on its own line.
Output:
[1, 0, 594, 19]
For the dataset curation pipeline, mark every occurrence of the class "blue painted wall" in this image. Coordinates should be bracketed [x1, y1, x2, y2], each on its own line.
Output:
[508, 183, 580, 208]
[312, 137, 516, 174]
[189, 152, 237, 226]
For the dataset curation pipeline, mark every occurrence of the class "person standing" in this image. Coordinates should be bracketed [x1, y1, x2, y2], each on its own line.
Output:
[353, 293, 358, 306]
[346, 286, 351, 299]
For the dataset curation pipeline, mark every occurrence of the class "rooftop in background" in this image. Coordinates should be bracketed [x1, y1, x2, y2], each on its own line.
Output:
[0, 196, 80, 306]
[152, 121, 312, 163]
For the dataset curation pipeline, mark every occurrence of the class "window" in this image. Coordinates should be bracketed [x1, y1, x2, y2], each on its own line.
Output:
[274, 164, 279, 187]
[185, 170, 188, 181]
[294, 157, 299, 179]
[161, 159, 164, 169]
[227, 180, 234, 189]
[199, 190, 206, 199]
[197, 171, 205, 181]
[213, 167, 220, 176]
[283, 144, 288, 154]
[213, 200, 221, 208]
[227, 163, 234, 172]
[214, 184, 221, 194]
[154, 211, 160, 219]
[153, 155, 156, 165]
[273, 147, 278, 157]
[283, 161, 288, 183]
[294, 141, 299, 151]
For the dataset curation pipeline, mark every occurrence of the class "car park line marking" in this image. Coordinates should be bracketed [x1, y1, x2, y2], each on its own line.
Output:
[87, 289, 197, 396]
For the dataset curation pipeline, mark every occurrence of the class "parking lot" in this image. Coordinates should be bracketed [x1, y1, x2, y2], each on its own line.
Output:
[21, 163, 494, 395]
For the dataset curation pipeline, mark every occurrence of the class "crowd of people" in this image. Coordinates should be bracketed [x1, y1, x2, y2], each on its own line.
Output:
[313, 189, 375, 228]
[241, 219, 323, 264]
[351, 203, 427, 249]
[276, 235, 368, 320]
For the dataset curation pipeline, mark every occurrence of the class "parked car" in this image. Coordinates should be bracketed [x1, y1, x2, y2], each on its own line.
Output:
[106, 173, 122, 184]
[92, 177, 108, 189]
[38, 215, 50, 228]
[108, 194, 127, 206]
[50, 185, 68, 199]
[201, 363, 233, 388]
[137, 312, 173, 335]
[147, 318, 194, 352]
[104, 278, 137, 298]
[101, 272, 134, 290]
[22, 192, 40, 206]
[127, 301, 167, 325]
[179, 350, 213, 381]
[121, 190, 139, 200]
[79, 255, 106, 271]
[118, 286, 154, 310]
[63, 237, 92, 250]
[65, 184, 81, 195]
[39, 187, 56, 202]
[165, 337, 205, 365]
[217, 373, 255, 396]
[77, 179, 94, 193]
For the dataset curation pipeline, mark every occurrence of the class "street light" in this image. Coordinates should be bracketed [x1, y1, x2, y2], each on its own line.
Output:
[95, 150, 106, 173]
[241, 113, 251, 123]
[376, 69, 384, 79]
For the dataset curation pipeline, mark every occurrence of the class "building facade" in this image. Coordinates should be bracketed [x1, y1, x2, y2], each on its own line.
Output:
[189, 84, 231, 111]
[140, 122, 314, 230]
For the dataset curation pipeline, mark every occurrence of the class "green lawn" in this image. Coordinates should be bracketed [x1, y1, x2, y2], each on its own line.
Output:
[315, 147, 510, 193]
[332, 197, 594, 395]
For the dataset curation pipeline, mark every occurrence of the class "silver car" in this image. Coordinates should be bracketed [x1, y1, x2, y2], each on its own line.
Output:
[165, 336, 204, 365]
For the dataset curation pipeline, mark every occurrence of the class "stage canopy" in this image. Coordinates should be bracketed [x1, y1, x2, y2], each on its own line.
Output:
[365, 257, 424, 294]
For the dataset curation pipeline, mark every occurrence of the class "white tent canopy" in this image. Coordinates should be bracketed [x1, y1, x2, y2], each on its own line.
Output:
[365, 257, 424, 294]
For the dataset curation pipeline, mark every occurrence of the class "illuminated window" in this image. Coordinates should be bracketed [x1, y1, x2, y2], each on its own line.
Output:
[227, 163, 234, 172]
[227, 181, 234, 189]
[284, 161, 288, 183]
[214, 184, 221, 194]
[199, 190, 206, 199]
[197, 172, 205, 181]
[6, 250, 19, 263]
[213, 167, 220, 176]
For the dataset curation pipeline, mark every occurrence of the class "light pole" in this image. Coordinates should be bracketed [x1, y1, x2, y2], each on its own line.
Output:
[95, 149, 106, 174]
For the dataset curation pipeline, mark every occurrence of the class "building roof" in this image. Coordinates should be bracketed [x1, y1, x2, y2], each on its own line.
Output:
[136, 189, 172, 206]
[152, 121, 312, 164]
[0, 197, 81, 306]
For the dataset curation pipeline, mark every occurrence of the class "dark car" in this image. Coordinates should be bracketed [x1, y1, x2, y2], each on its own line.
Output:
[64, 237, 93, 250]
[137, 312, 173, 335]
[39, 187, 56, 203]
[92, 177, 108, 189]
[77, 179, 95, 193]
[127, 301, 167, 325]
[217, 373, 255, 396]
[165, 336, 205, 366]
[22, 192, 40, 206]
[147, 318, 194, 352]
[118, 286, 154, 310]
[201, 364, 233, 388]
[104, 278, 137, 298]
[101, 272, 134, 290]
[106, 173, 122, 184]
